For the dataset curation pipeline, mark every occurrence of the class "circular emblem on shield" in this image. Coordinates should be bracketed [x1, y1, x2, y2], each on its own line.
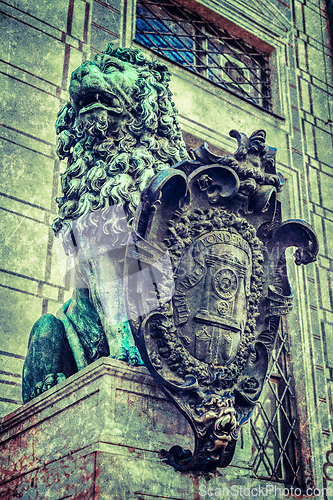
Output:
[213, 268, 238, 299]
[217, 301, 229, 316]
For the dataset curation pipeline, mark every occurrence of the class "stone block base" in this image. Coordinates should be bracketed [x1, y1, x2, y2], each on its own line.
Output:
[0, 358, 266, 499]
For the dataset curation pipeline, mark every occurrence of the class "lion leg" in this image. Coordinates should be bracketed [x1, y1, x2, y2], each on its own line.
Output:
[123, 321, 144, 366]
[72, 230, 144, 366]
[108, 321, 144, 366]
[22, 314, 76, 403]
[82, 251, 143, 364]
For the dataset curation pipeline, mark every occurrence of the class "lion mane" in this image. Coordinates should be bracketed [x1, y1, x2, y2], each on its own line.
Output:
[52, 45, 189, 249]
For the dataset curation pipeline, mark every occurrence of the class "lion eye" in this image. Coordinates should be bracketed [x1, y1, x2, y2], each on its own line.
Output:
[104, 62, 122, 73]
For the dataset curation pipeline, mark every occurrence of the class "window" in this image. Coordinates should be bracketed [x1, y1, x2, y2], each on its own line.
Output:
[135, 0, 272, 111]
[250, 318, 306, 487]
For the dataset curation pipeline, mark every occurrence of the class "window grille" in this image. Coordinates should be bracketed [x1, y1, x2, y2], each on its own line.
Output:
[135, 0, 272, 111]
[250, 319, 304, 487]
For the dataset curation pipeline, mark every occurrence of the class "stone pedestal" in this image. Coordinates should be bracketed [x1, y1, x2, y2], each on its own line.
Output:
[0, 358, 262, 499]
[0, 358, 194, 499]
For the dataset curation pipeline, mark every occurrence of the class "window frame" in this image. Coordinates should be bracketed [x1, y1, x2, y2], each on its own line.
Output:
[134, 0, 278, 115]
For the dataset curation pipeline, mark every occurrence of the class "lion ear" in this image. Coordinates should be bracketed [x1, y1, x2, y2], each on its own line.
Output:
[103, 43, 114, 56]
[55, 102, 75, 134]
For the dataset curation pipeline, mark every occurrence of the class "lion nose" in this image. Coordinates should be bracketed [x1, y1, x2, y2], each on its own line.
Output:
[73, 62, 97, 81]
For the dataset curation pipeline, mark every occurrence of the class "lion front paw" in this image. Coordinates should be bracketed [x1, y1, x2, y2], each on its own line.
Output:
[115, 346, 129, 362]
[128, 346, 144, 366]
[112, 346, 144, 366]
[30, 373, 66, 400]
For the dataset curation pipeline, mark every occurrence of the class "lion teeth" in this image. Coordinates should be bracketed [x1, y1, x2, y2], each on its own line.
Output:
[76, 91, 122, 114]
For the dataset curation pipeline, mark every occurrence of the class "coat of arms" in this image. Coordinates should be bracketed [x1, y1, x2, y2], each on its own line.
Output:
[124, 129, 318, 471]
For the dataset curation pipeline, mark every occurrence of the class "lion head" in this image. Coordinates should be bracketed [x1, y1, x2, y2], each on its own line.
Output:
[52, 45, 189, 250]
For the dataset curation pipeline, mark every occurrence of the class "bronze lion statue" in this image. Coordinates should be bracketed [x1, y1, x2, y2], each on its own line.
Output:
[22, 45, 189, 403]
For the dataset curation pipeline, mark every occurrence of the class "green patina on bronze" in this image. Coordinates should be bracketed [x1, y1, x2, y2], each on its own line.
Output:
[22, 45, 189, 403]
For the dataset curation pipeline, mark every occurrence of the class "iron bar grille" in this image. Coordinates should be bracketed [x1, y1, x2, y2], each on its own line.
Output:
[250, 320, 303, 487]
[135, 0, 272, 111]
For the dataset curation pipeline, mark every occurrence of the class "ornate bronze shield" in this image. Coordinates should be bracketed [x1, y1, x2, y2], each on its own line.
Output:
[124, 129, 318, 471]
